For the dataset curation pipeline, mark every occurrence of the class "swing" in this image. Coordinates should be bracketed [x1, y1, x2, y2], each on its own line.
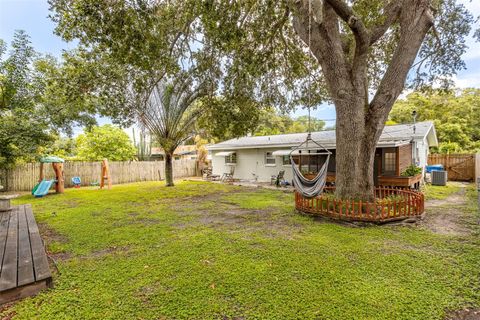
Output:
[290, 133, 331, 198]
[290, 0, 330, 198]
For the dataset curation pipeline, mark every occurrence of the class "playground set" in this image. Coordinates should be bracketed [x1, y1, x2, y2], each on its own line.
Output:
[32, 158, 112, 197]
[32, 156, 65, 198]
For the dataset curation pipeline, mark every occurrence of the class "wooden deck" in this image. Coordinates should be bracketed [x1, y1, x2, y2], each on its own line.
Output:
[0, 205, 52, 305]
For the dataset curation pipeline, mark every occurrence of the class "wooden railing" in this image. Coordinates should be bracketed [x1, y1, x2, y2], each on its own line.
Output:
[295, 187, 424, 223]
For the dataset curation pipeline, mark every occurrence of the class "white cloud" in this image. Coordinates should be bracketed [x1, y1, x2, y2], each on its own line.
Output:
[452, 73, 480, 88]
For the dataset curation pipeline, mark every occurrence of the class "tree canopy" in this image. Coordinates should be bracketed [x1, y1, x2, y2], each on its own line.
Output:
[389, 88, 480, 153]
[0, 31, 98, 170]
[76, 125, 137, 161]
[48, 0, 479, 198]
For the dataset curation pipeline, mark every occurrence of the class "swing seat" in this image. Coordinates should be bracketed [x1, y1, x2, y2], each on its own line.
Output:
[290, 133, 331, 198]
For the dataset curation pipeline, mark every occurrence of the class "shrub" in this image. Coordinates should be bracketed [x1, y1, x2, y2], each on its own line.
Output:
[401, 165, 422, 177]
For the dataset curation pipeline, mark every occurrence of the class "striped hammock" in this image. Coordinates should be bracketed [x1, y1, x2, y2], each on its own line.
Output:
[291, 154, 330, 198]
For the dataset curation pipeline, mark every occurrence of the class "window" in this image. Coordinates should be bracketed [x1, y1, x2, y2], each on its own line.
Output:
[382, 149, 396, 175]
[174, 156, 181, 161]
[283, 155, 290, 166]
[225, 153, 237, 164]
[297, 150, 328, 174]
[265, 152, 276, 165]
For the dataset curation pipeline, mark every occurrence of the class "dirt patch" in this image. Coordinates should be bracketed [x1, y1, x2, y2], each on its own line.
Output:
[87, 246, 130, 258]
[0, 302, 17, 320]
[426, 192, 466, 208]
[179, 203, 304, 239]
[38, 223, 68, 244]
[167, 186, 304, 238]
[423, 187, 471, 236]
[446, 308, 480, 320]
[49, 251, 72, 261]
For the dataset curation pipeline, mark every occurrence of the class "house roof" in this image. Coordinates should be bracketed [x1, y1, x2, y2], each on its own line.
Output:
[207, 121, 438, 151]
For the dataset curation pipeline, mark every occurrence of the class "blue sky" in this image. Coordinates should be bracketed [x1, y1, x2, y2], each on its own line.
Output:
[1, 0, 480, 129]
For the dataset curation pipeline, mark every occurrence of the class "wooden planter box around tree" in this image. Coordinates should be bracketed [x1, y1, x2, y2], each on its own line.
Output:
[377, 173, 423, 187]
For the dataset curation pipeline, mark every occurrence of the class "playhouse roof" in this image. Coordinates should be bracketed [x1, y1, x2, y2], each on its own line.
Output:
[40, 156, 65, 163]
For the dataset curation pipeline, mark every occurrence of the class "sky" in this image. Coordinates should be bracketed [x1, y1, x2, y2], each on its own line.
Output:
[1, 0, 480, 131]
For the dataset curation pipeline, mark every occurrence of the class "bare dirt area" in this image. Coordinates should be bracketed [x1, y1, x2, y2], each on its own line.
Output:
[446, 308, 480, 320]
[422, 185, 474, 236]
[172, 189, 303, 238]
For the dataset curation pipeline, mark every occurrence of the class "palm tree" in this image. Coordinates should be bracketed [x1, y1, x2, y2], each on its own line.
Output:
[137, 74, 207, 186]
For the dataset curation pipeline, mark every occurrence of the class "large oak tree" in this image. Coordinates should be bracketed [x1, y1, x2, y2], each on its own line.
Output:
[49, 0, 477, 199]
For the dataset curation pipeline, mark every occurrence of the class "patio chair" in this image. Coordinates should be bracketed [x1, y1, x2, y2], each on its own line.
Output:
[271, 170, 285, 187]
[202, 167, 220, 181]
[221, 166, 235, 182]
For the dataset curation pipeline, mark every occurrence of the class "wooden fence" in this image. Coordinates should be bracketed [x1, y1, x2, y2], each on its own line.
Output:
[428, 153, 478, 181]
[1, 160, 199, 192]
[295, 187, 424, 223]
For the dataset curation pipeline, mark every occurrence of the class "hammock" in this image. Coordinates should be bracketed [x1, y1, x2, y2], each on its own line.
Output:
[290, 134, 331, 198]
[291, 154, 330, 198]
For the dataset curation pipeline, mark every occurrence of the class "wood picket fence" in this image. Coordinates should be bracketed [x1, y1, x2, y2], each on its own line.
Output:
[1, 160, 199, 192]
[295, 186, 424, 223]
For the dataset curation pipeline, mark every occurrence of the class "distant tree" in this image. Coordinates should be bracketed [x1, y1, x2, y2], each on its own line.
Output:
[389, 89, 480, 152]
[132, 128, 152, 161]
[42, 136, 77, 159]
[294, 115, 325, 132]
[0, 32, 53, 171]
[254, 109, 326, 136]
[76, 125, 136, 161]
[196, 96, 264, 142]
[0, 31, 98, 175]
[137, 74, 207, 186]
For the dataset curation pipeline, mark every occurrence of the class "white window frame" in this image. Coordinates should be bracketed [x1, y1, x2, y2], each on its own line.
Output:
[265, 152, 276, 166]
[282, 155, 291, 166]
[225, 153, 237, 165]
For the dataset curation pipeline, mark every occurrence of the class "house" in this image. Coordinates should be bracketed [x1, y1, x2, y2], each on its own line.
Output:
[207, 121, 438, 187]
[150, 145, 198, 161]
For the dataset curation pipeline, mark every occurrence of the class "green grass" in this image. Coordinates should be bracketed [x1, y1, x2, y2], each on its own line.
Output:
[3, 181, 480, 319]
[424, 182, 462, 200]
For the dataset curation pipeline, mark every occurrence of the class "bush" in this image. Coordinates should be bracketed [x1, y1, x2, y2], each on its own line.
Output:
[401, 165, 422, 177]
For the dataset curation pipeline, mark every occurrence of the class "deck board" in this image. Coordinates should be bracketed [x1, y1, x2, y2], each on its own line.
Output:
[0, 211, 10, 268]
[0, 205, 52, 304]
[25, 205, 51, 281]
[0, 209, 18, 291]
[17, 206, 35, 286]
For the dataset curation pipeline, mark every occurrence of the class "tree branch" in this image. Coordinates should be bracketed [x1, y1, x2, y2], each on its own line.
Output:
[292, 0, 354, 105]
[324, 0, 369, 47]
[368, 0, 434, 139]
[369, 1, 403, 45]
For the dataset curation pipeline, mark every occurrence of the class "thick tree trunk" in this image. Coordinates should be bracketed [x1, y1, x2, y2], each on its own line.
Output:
[292, 0, 433, 201]
[165, 152, 174, 187]
[334, 97, 380, 201]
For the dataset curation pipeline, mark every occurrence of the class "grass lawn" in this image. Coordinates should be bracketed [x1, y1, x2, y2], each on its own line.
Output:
[424, 182, 463, 200]
[3, 181, 480, 319]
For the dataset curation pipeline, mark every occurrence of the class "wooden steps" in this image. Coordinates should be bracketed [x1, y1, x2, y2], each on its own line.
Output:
[0, 205, 52, 305]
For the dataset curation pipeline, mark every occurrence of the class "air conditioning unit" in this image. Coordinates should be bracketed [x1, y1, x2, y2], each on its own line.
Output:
[432, 170, 448, 186]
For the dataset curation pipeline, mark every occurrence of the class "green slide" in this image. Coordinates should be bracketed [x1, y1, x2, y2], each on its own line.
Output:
[32, 179, 54, 198]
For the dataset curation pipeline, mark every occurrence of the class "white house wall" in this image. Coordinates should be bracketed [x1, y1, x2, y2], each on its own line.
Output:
[212, 139, 433, 183]
[211, 148, 293, 183]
